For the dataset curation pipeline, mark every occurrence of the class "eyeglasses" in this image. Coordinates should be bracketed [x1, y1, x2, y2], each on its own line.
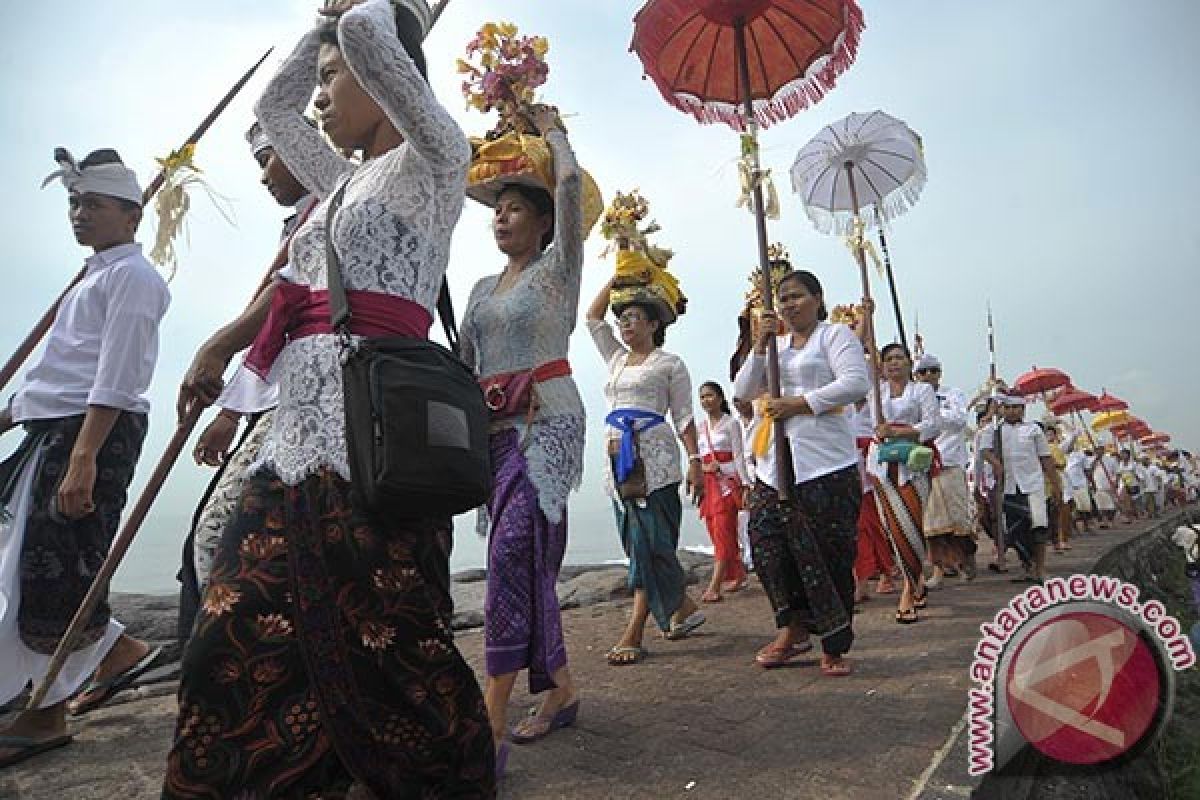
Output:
[617, 311, 648, 324]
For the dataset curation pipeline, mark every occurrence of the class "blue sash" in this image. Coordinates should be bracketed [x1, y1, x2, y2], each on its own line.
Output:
[605, 408, 666, 482]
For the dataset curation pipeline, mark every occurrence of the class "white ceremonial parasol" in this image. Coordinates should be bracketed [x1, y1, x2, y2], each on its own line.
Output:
[790, 109, 926, 358]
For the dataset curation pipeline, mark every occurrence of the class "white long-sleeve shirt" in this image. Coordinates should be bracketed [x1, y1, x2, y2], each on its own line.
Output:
[867, 379, 941, 487]
[733, 322, 869, 490]
[932, 384, 969, 468]
[980, 422, 1050, 495]
[11, 242, 170, 421]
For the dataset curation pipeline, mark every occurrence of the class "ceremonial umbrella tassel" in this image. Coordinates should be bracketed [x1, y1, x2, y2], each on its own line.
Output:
[790, 110, 925, 352]
[630, 0, 865, 490]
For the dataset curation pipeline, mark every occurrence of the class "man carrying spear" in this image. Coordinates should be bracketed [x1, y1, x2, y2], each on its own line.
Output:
[0, 149, 170, 767]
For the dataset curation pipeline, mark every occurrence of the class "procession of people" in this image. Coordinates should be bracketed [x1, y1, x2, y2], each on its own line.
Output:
[1, 0, 1198, 796]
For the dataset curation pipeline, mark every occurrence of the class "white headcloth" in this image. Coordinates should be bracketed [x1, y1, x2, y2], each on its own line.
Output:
[246, 122, 272, 158]
[41, 147, 143, 207]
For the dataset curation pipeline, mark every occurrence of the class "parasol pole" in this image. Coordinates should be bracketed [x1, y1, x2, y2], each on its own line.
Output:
[983, 303, 1006, 556]
[734, 16, 792, 497]
[875, 211, 908, 353]
[0, 47, 274, 397]
[842, 164, 884, 425]
[430, 0, 450, 25]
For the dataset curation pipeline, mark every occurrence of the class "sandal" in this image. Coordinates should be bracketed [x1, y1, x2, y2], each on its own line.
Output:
[820, 658, 853, 677]
[606, 645, 645, 666]
[986, 563, 1010, 574]
[722, 578, 749, 593]
[754, 640, 813, 669]
[895, 608, 919, 625]
[68, 645, 164, 717]
[664, 610, 706, 641]
[914, 590, 928, 610]
[511, 700, 579, 744]
[701, 589, 723, 604]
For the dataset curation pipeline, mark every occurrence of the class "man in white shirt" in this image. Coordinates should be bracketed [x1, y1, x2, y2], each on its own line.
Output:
[175, 122, 317, 642]
[980, 395, 1061, 583]
[0, 148, 170, 766]
[1088, 445, 1120, 527]
[1139, 456, 1164, 519]
[1117, 449, 1143, 522]
[914, 354, 977, 585]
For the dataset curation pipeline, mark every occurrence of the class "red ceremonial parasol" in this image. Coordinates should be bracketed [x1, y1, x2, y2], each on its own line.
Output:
[630, 0, 864, 494]
[1091, 391, 1129, 413]
[1140, 432, 1171, 445]
[1048, 385, 1097, 415]
[630, 0, 864, 129]
[1013, 366, 1071, 397]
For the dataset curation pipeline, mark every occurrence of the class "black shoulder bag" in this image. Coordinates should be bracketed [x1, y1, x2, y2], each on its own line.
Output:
[325, 183, 492, 518]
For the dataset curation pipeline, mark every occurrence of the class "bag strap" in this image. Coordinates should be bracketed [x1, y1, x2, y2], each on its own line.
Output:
[325, 177, 464, 355]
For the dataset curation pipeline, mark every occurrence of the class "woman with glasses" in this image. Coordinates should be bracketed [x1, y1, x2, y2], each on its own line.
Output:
[585, 280, 705, 666]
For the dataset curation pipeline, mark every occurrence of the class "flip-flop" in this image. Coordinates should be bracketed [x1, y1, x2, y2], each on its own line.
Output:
[820, 659, 853, 677]
[914, 591, 928, 610]
[755, 640, 813, 669]
[895, 608, 919, 625]
[511, 700, 579, 744]
[606, 645, 645, 666]
[664, 610, 706, 641]
[986, 563, 1010, 574]
[0, 734, 73, 768]
[722, 578, 749, 593]
[68, 645, 164, 717]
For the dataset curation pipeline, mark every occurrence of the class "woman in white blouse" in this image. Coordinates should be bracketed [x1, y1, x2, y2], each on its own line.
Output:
[586, 280, 706, 666]
[734, 270, 869, 676]
[867, 342, 941, 624]
[696, 382, 751, 602]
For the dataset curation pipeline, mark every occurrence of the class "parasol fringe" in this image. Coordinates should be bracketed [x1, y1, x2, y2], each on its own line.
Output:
[646, 0, 864, 131]
[803, 150, 926, 236]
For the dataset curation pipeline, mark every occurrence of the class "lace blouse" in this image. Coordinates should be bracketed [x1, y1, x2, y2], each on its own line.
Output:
[588, 320, 695, 499]
[460, 131, 586, 524]
[250, 0, 471, 485]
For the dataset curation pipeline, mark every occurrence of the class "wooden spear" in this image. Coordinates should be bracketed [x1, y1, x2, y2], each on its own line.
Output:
[0, 47, 274, 397]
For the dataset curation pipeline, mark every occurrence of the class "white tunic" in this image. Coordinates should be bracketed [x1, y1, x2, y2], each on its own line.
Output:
[250, 0, 471, 485]
[697, 413, 751, 486]
[932, 385, 970, 468]
[10, 243, 169, 421]
[867, 379, 941, 487]
[733, 322, 869, 490]
[589, 320, 694, 499]
[980, 422, 1050, 495]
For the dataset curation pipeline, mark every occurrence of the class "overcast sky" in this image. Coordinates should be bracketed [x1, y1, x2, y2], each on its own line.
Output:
[3, 1, 1197, 590]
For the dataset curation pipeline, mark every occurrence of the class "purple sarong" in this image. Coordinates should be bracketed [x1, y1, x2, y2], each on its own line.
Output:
[484, 428, 568, 693]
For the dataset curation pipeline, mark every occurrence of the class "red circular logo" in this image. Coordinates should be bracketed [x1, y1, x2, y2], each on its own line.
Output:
[1005, 611, 1163, 765]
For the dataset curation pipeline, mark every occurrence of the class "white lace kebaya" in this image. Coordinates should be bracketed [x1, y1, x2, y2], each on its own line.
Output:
[460, 131, 585, 525]
[589, 321, 695, 500]
[249, 0, 471, 485]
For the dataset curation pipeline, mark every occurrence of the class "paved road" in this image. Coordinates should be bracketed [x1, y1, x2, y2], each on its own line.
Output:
[1, 520, 1155, 799]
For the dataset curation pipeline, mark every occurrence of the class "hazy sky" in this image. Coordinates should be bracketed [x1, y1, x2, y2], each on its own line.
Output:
[3, 1, 1197, 590]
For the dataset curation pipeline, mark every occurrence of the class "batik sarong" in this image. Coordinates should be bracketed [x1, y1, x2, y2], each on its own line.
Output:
[611, 483, 687, 634]
[870, 471, 927, 586]
[177, 409, 272, 644]
[747, 466, 860, 657]
[163, 469, 495, 800]
[1001, 490, 1049, 568]
[484, 428, 567, 693]
[0, 413, 146, 654]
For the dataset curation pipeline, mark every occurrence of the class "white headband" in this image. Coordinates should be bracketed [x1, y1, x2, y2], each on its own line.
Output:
[246, 123, 272, 158]
[41, 148, 143, 207]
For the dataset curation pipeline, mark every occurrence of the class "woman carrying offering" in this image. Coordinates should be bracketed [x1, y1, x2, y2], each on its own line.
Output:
[166, 1, 494, 796]
[586, 270, 705, 666]
[734, 271, 869, 675]
[867, 341, 941, 625]
[696, 381, 750, 602]
[459, 103, 585, 759]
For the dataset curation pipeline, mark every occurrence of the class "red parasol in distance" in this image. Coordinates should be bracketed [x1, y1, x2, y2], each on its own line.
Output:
[1012, 367, 1071, 397]
[1091, 391, 1129, 413]
[1048, 385, 1097, 415]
